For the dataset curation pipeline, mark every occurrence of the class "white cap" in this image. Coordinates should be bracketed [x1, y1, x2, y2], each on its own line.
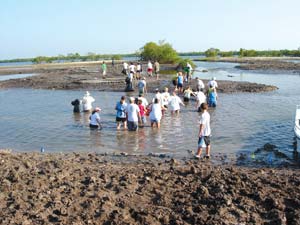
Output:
[85, 91, 90, 96]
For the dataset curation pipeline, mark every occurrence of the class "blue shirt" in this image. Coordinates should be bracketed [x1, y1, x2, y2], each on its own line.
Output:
[178, 75, 183, 84]
[115, 101, 127, 118]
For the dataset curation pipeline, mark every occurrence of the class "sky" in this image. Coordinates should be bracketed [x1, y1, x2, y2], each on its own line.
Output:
[1, 0, 300, 59]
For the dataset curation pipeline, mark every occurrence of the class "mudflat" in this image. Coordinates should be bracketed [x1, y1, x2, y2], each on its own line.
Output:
[0, 62, 277, 93]
[0, 151, 299, 224]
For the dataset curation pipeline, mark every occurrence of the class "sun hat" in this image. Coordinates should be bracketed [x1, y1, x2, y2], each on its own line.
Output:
[130, 97, 135, 102]
[95, 107, 101, 112]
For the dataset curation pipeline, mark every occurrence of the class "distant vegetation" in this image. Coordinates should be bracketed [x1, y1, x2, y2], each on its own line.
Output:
[2, 45, 300, 64]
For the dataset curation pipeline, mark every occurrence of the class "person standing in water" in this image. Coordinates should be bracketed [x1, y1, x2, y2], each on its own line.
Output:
[89, 107, 102, 129]
[195, 103, 211, 159]
[147, 60, 153, 77]
[115, 96, 128, 130]
[169, 91, 185, 115]
[82, 91, 95, 112]
[71, 99, 81, 113]
[149, 98, 162, 128]
[126, 97, 141, 131]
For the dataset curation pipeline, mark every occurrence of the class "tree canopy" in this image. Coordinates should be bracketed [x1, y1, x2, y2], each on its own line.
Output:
[139, 41, 179, 63]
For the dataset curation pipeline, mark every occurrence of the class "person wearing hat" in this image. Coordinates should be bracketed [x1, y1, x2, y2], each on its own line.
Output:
[137, 77, 147, 95]
[126, 97, 141, 131]
[82, 91, 95, 112]
[89, 107, 102, 129]
[207, 77, 218, 89]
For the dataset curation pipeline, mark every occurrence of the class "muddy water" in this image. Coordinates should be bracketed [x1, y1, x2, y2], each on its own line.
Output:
[0, 62, 300, 159]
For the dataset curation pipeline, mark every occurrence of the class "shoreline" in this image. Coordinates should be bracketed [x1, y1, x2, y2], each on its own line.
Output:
[0, 62, 277, 93]
[197, 57, 300, 73]
[0, 151, 299, 224]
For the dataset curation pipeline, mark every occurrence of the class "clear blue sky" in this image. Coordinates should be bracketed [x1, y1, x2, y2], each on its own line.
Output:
[1, 0, 300, 59]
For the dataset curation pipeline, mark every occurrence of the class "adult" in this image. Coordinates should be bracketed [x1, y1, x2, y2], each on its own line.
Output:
[195, 103, 211, 159]
[82, 91, 95, 112]
[195, 90, 207, 112]
[101, 61, 107, 78]
[89, 107, 102, 129]
[161, 87, 170, 108]
[149, 98, 162, 128]
[71, 99, 81, 113]
[129, 62, 135, 76]
[136, 62, 142, 80]
[126, 97, 141, 131]
[207, 86, 218, 107]
[186, 62, 193, 82]
[137, 77, 147, 95]
[138, 94, 148, 108]
[122, 62, 128, 75]
[115, 96, 128, 130]
[195, 77, 205, 91]
[169, 91, 185, 115]
[147, 60, 153, 77]
[177, 72, 184, 93]
[154, 60, 160, 80]
[183, 86, 193, 102]
[111, 58, 115, 67]
[207, 77, 218, 89]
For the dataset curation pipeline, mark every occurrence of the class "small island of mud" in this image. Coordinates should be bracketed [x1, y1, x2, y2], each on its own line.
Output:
[0, 151, 299, 224]
[0, 61, 277, 93]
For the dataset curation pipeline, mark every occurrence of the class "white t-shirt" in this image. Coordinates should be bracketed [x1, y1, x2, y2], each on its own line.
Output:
[82, 96, 95, 111]
[161, 92, 170, 106]
[137, 64, 141, 71]
[126, 103, 140, 122]
[129, 65, 135, 73]
[199, 111, 211, 136]
[123, 62, 128, 69]
[207, 80, 218, 88]
[149, 103, 162, 121]
[90, 112, 100, 126]
[187, 63, 192, 71]
[196, 91, 206, 108]
[169, 95, 183, 111]
[197, 79, 205, 89]
[147, 62, 153, 69]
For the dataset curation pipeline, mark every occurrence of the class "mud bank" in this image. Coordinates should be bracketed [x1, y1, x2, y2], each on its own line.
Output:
[197, 57, 300, 74]
[0, 62, 277, 93]
[0, 151, 299, 224]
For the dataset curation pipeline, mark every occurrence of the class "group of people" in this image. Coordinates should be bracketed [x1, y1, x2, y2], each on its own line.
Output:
[71, 74, 219, 160]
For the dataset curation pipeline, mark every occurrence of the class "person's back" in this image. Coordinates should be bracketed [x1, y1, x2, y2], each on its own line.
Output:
[196, 91, 206, 111]
[149, 102, 162, 121]
[208, 88, 217, 107]
[71, 99, 81, 113]
[82, 92, 95, 112]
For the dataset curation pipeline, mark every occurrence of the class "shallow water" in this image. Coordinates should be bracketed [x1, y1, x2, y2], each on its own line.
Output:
[0, 73, 36, 81]
[0, 62, 299, 159]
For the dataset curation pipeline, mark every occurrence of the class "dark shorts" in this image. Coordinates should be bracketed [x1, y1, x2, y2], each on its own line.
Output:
[128, 121, 138, 131]
[177, 83, 183, 88]
[183, 97, 190, 102]
[116, 117, 127, 122]
[89, 124, 99, 129]
[198, 136, 211, 147]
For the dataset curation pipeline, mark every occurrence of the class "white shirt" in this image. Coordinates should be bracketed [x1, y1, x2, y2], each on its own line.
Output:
[149, 103, 162, 121]
[90, 112, 100, 126]
[187, 63, 192, 71]
[137, 64, 141, 71]
[161, 92, 170, 106]
[169, 95, 183, 111]
[123, 62, 128, 69]
[197, 79, 205, 89]
[199, 111, 211, 136]
[82, 95, 95, 111]
[147, 62, 152, 69]
[196, 91, 206, 108]
[126, 103, 140, 122]
[207, 80, 218, 88]
[129, 65, 135, 73]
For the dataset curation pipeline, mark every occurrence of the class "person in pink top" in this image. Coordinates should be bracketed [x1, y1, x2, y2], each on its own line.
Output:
[138, 98, 147, 127]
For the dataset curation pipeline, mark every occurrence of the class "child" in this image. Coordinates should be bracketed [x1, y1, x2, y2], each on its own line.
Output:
[138, 98, 147, 127]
